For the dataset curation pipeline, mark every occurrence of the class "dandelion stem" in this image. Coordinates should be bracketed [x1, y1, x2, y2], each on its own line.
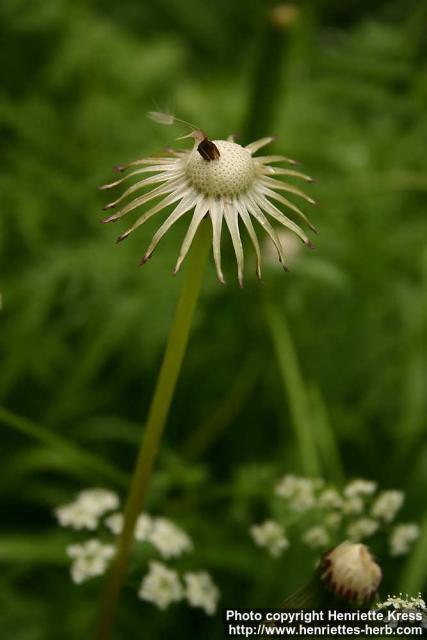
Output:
[93, 220, 211, 639]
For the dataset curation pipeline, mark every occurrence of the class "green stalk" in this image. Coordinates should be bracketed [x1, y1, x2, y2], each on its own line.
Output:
[242, 2, 299, 141]
[93, 220, 211, 639]
[263, 295, 321, 476]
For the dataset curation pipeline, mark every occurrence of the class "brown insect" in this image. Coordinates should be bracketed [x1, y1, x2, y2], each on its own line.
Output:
[148, 111, 221, 162]
[197, 138, 220, 162]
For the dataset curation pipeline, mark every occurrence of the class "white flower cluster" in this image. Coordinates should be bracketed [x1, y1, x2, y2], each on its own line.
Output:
[138, 562, 219, 615]
[67, 539, 115, 584]
[303, 525, 331, 549]
[389, 524, 420, 557]
[275, 475, 323, 511]
[249, 474, 419, 556]
[371, 491, 404, 523]
[249, 520, 289, 556]
[55, 487, 219, 615]
[105, 512, 192, 559]
[378, 592, 426, 612]
[55, 488, 119, 530]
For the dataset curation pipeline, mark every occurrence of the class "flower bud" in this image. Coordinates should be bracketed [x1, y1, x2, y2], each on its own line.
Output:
[321, 542, 382, 605]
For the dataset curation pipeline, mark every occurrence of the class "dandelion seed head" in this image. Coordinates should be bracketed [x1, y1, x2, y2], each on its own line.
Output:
[186, 141, 255, 196]
[100, 118, 316, 284]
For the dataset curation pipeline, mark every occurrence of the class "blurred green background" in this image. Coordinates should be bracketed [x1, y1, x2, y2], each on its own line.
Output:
[1, 0, 427, 637]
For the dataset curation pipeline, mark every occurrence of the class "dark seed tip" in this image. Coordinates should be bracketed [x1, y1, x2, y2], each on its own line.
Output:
[116, 233, 129, 243]
[101, 214, 116, 223]
[102, 203, 115, 211]
[113, 164, 126, 173]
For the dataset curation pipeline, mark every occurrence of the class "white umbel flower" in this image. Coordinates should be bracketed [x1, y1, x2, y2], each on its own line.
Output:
[67, 539, 115, 584]
[321, 542, 382, 605]
[55, 488, 119, 530]
[318, 488, 344, 510]
[184, 571, 220, 615]
[371, 490, 404, 523]
[100, 113, 316, 285]
[147, 517, 193, 559]
[138, 561, 184, 609]
[346, 517, 379, 541]
[303, 525, 331, 550]
[249, 519, 289, 556]
[389, 523, 420, 556]
[344, 479, 377, 498]
[104, 512, 124, 535]
[275, 475, 322, 511]
[135, 513, 153, 541]
[342, 495, 365, 516]
[378, 592, 426, 612]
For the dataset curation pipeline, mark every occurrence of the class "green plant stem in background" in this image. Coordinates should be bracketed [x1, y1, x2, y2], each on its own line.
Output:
[263, 295, 321, 477]
[242, 1, 298, 141]
[93, 221, 211, 640]
[308, 386, 344, 484]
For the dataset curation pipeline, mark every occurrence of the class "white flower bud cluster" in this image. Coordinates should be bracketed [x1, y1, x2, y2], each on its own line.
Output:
[249, 474, 419, 558]
[389, 524, 420, 556]
[67, 539, 115, 584]
[378, 592, 426, 612]
[55, 488, 119, 530]
[55, 487, 219, 615]
[346, 517, 379, 541]
[303, 525, 331, 550]
[371, 491, 404, 523]
[249, 520, 289, 556]
[105, 512, 192, 558]
[322, 542, 382, 604]
[138, 562, 219, 614]
[275, 475, 323, 511]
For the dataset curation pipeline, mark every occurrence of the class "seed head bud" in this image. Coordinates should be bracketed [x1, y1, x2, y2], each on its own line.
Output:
[321, 542, 382, 606]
